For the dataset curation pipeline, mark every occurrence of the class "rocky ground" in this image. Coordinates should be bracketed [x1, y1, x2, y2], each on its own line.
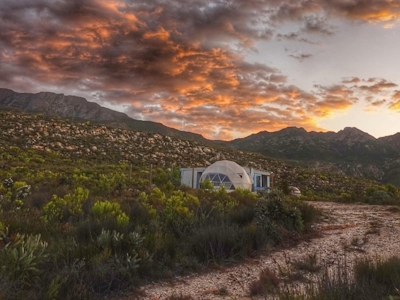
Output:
[125, 202, 400, 300]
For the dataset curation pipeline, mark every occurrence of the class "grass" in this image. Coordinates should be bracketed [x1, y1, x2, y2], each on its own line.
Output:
[249, 268, 281, 296]
[293, 253, 321, 273]
[247, 255, 400, 300]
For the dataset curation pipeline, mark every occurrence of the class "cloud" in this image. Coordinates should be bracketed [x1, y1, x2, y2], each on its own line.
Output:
[0, 0, 400, 139]
[301, 15, 335, 35]
[389, 90, 400, 112]
[288, 52, 313, 61]
[359, 79, 398, 93]
[320, 0, 400, 23]
[342, 77, 361, 84]
[371, 99, 387, 106]
[389, 101, 400, 112]
[311, 84, 359, 117]
[392, 90, 400, 100]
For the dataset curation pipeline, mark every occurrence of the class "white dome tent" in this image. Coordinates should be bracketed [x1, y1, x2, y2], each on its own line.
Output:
[200, 160, 252, 191]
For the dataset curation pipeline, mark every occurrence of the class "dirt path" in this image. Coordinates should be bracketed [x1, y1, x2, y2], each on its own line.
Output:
[128, 202, 400, 299]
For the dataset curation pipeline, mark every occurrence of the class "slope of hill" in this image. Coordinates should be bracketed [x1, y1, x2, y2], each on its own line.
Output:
[228, 127, 400, 185]
[0, 88, 208, 143]
[1, 88, 399, 186]
[0, 110, 382, 197]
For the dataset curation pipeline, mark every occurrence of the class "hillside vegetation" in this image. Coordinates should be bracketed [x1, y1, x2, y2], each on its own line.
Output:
[1, 110, 399, 299]
[229, 127, 400, 186]
[2, 88, 400, 187]
[0, 110, 386, 200]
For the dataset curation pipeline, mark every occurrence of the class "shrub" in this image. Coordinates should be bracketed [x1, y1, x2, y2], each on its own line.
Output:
[211, 186, 238, 214]
[92, 200, 130, 227]
[199, 178, 213, 190]
[149, 187, 166, 207]
[42, 187, 89, 223]
[138, 192, 157, 219]
[367, 190, 392, 205]
[280, 256, 400, 300]
[188, 223, 248, 263]
[255, 191, 304, 236]
[230, 205, 256, 226]
[0, 233, 48, 286]
[292, 200, 321, 228]
[249, 268, 281, 296]
[162, 190, 199, 236]
[87, 229, 147, 293]
[354, 257, 400, 296]
[293, 253, 321, 273]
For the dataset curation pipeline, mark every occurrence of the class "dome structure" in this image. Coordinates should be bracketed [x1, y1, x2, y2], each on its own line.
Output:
[200, 160, 252, 191]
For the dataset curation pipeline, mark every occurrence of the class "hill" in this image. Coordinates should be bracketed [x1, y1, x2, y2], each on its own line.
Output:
[0, 110, 382, 198]
[1, 88, 399, 186]
[227, 127, 400, 186]
[0, 88, 208, 143]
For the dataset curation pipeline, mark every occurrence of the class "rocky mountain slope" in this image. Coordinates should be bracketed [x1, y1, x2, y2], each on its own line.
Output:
[0, 88, 208, 143]
[0, 110, 381, 197]
[1, 88, 399, 186]
[227, 127, 400, 186]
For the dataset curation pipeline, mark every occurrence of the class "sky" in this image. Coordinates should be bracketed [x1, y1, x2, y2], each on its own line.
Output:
[1, 0, 400, 140]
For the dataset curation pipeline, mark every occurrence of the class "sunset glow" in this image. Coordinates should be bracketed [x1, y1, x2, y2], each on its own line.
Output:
[1, 0, 400, 140]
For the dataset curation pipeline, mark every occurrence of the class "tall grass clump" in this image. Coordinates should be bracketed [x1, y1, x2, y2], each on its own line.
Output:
[277, 256, 400, 300]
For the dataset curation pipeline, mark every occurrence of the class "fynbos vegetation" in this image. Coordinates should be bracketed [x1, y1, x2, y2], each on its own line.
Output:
[1, 110, 399, 299]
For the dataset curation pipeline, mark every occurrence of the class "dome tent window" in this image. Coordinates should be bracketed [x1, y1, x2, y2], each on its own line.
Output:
[202, 173, 235, 190]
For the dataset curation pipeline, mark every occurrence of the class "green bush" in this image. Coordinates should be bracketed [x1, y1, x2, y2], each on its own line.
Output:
[255, 191, 304, 236]
[199, 178, 213, 190]
[188, 223, 248, 263]
[42, 187, 89, 223]
[91, 200, 130, 227]
[367, 190, 393, 205]
[0, 233, 48, 286]
[162, 190, 199, 237]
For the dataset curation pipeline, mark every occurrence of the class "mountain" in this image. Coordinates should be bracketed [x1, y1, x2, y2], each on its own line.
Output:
[0, 109, 382, 197]
[1, 87, 400, 186]
[227, 127, 400, 186]
[0, 88, 209, 143]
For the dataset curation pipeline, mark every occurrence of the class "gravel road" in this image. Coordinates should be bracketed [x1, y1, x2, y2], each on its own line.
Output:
[122, 202, 400, 300]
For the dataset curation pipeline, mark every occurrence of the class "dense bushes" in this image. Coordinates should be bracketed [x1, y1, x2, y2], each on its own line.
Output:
[0, 148, 321, 299]
[302, 183, 400, 206]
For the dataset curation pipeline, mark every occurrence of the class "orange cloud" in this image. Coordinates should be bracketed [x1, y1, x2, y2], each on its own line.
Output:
[389, 101, 400, 112]
[1, 0, 400, 140]
[389, 90, 400, 112]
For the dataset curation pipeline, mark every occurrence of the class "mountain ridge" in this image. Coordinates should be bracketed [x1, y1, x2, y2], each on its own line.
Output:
[0, 88, 209, 143]
[1, 87, 400, 185]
